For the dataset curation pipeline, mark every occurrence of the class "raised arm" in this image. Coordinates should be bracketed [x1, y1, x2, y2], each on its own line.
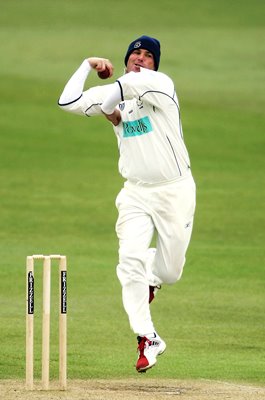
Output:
[58, 58, 115, 117]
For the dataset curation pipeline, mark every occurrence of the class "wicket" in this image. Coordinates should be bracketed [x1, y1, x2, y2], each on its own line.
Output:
[26, 255, 67, 390]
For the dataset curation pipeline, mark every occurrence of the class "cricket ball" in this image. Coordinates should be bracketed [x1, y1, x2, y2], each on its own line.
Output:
[97, 67, 111, 79]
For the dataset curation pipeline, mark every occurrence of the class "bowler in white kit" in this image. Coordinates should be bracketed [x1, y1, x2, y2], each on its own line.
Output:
[58, 35, 196, 372]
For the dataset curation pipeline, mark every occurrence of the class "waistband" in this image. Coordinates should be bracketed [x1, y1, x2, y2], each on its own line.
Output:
[125, 170, 194, 189]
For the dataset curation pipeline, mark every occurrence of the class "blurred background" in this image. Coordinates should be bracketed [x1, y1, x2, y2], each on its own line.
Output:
[0, 0, 264, 383]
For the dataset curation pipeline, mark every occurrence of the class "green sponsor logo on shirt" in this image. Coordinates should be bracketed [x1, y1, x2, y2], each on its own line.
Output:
[123, 116, 152, 138]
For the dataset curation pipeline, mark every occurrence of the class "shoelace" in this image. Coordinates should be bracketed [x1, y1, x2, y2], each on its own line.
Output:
[137, 336, 151, 356]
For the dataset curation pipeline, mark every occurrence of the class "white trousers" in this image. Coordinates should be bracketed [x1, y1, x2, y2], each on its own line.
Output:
[115, 175, 196, 335]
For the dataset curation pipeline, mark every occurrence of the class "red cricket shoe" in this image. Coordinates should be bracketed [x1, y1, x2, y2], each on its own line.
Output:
[149, 285, 161, 303]
[136, 333, 166, 372]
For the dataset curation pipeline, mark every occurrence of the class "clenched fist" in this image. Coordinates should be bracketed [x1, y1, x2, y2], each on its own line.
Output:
[87, 57, 114, 78]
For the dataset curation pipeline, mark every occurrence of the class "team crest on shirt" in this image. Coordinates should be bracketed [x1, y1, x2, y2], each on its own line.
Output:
[137, 99, 143, 109]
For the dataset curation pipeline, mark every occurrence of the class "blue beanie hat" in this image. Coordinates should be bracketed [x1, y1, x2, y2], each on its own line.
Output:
[124, 35, 161, 71]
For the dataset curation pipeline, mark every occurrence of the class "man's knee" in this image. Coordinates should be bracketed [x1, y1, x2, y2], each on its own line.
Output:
[116, 252, 146, 285]
[159, 257, 185, 285]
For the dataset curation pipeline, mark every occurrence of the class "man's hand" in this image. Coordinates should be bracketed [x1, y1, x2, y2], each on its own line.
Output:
[102, 109, 121, 126]
[87, 57, 114, 78]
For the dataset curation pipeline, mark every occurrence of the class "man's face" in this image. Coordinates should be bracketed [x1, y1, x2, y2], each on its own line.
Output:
[126, 48, 155, 73]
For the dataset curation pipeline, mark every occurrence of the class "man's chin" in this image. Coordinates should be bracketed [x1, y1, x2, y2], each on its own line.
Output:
[135, 64, 146, 72]
[127, 65, 142, 73]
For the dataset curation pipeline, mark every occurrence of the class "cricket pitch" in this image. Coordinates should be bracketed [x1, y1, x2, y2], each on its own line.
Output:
[1, 379, 265, 400]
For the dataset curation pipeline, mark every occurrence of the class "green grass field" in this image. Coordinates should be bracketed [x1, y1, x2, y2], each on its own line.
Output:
[0, 0, 264, 385]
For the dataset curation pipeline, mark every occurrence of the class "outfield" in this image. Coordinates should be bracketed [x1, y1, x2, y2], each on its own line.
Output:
[0, 0, 264, 396]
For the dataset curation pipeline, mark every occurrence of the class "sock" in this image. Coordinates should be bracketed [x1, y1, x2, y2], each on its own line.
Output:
[139, 332, 157, 339]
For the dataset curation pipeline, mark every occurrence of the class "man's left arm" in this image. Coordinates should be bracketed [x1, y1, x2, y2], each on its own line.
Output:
[101, 69, 175, 117]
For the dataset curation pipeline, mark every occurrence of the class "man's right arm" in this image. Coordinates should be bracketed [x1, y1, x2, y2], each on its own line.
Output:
[58, 58, 114, 116]
[58, 59, 91, 106]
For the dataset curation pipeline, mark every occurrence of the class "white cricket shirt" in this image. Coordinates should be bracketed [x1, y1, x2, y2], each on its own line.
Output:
[59, 60, 191, 185]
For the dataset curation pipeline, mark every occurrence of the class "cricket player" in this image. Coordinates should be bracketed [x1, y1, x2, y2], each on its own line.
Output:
[58, 35, 196, 372]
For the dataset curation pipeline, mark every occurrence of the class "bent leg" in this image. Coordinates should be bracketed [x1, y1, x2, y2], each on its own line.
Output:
[150, 176, 196, 285]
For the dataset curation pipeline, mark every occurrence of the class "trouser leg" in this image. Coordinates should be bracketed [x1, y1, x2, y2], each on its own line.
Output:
[149, 176, 196, 285]
[115, 189, 155, 335]
[115, 175, 196, 334]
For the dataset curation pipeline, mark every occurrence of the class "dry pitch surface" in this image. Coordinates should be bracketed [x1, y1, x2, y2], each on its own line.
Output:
[1, 379, 265, 400]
